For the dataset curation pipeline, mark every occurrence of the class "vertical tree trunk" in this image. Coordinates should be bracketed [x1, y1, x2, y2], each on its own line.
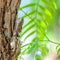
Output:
[0, 0, 23, 60]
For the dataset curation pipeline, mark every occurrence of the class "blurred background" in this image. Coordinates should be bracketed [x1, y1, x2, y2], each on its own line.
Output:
[17, 0, 60, 60]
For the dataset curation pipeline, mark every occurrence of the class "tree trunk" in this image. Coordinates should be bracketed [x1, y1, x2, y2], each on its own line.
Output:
[0, 0, 23, 60]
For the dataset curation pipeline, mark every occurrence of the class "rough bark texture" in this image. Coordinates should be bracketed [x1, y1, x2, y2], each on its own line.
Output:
[0, 0, 23, 60]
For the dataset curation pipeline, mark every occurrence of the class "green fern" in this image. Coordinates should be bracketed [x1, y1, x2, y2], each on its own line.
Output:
[18, 0, 57, 60]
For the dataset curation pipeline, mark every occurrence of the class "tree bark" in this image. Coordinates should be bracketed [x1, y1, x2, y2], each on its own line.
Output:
[0, 0, 23, 60]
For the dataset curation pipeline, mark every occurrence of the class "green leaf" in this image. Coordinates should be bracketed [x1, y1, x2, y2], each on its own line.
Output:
[19, 3, 35, 10]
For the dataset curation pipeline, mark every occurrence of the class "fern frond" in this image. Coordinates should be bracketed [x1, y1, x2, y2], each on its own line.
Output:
[18, 0, 57, 59]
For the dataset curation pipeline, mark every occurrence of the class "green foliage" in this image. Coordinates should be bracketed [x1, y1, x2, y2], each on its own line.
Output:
[18, 0, 59, 60]
[57, 58, 60, 60]
[56, 0, 60, 10]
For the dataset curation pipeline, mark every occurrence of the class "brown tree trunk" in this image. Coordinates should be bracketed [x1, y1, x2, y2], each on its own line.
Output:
[0, 0, 23, 60]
